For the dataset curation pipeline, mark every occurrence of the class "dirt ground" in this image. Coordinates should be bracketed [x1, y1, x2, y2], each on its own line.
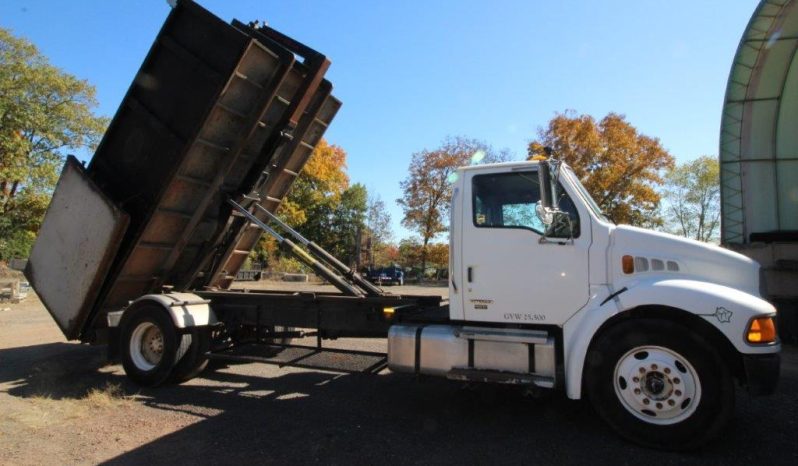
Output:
[1, 282, 797, 465]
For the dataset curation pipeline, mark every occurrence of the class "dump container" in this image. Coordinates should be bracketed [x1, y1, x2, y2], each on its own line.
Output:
[25, 0, 340, 342]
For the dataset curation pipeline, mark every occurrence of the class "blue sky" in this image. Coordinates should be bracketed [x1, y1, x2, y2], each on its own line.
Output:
[1, 0, 756, 240]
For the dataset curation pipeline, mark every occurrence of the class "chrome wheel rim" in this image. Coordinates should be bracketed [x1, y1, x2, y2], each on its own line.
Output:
[613, 345, 701, 425]
[129, 322, 164, 371]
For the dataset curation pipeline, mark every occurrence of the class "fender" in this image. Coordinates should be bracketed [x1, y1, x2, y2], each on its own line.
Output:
[562, 278, 778, 400]
[562, 285, 622, 399]
[107, 292, 217, 329]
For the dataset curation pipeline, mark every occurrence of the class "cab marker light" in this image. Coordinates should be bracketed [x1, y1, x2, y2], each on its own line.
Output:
[622, 255, 635, 274]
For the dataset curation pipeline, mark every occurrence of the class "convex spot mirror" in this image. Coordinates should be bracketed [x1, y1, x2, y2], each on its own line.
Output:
[535, 201, 554, 225]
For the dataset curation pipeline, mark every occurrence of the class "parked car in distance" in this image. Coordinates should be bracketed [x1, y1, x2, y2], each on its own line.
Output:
[367, 266, 404, 286]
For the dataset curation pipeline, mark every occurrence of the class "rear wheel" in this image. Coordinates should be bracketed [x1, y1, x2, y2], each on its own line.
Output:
[265, 325, 295, 347]
[169, 327, 211, 383]
[585, 318, 734, 450]
[120, 306, 185, 387]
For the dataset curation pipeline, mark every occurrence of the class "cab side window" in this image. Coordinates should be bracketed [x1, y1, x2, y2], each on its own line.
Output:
[472, 171, 580, 238]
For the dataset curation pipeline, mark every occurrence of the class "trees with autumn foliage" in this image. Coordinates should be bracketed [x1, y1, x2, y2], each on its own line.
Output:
[278, 138, 349, 228]
[397, 239, 422, 270]
[528, 111, 674, 226]
[0, 28, 108, 259]
[425, 242, 449, 278]
[398, 136, 510, 273]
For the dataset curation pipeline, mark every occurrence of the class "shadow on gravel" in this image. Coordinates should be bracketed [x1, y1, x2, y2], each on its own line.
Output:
[1, 342, 796, 465]
[0, 342, 111, 399]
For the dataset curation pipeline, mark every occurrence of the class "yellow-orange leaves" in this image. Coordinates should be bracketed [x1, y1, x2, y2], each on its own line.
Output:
[528, 111, 674, 226]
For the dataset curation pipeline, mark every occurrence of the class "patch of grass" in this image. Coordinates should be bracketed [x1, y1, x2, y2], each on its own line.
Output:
[4, 383, 133, 430]
[83, 382, 132, 408]
[7, 395, 89, 429]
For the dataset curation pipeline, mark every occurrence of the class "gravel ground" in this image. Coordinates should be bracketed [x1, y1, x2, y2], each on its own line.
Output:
[1, 283, 797, 465]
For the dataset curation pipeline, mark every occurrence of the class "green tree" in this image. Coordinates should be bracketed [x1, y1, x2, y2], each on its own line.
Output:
[365, 193, 392, 268]
[327, 183, 368, 266]
[0, 28, 107, 259]
[398, 136, 510, 273]
[661, 156, 720, 242]
[255, 140, 368, 269]
[528, 111, 674, 226]
[290, 182, 367, 268]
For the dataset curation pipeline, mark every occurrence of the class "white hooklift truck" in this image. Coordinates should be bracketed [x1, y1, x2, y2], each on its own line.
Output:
[107, 158, 779, 451]
[24, 1, 779, 452]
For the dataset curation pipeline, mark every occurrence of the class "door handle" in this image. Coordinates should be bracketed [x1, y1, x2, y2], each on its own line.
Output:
[467, 266, 473, 283]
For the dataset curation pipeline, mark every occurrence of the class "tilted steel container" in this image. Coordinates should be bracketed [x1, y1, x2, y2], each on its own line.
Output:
[25, 0, 340, 342]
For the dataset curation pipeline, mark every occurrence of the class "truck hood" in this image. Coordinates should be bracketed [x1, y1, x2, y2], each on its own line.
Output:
[610, 225, 761, 296]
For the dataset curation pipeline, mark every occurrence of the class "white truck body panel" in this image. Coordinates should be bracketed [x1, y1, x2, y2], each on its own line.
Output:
[107, 292, 217, 329]
[449, 186, 465, 320]
[453, 163, 592, 326]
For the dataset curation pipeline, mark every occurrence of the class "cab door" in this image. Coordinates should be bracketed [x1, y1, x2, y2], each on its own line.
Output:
[460, 167, 591, 325]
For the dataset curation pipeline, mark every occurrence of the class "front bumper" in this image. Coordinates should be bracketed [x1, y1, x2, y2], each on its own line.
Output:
[742, 352, 780, 396]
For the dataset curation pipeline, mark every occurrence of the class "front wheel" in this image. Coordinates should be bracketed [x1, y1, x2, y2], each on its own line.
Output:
[585, 318, 734, 450]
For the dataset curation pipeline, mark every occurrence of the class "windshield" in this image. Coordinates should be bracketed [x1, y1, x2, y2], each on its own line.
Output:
[562, 166, 608, 221]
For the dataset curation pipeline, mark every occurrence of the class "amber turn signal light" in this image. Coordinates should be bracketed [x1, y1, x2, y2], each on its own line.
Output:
[622, 255, 635, 274]
[747, 317, 777, 344]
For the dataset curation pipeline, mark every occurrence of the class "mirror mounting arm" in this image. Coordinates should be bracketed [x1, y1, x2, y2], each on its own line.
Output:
[538, 212, 575, 245]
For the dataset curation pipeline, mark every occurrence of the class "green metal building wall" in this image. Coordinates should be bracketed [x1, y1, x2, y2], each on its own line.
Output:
[721, 0, 798, 244]
[720, 0, 798, 340]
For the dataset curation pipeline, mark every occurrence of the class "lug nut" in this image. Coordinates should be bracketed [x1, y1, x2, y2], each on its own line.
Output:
[651, 364, 658, 370]
[673, 377, 680, 384]
[656, 402, 663, 409]
[634, 388, 641, 395]
[675, 390, 682, 396]
[639, 367, 646, 374]
[643, 398, 650, 405]
[668, 399, 675, 406]
[633, 377, 640, 383]
[664, 368, 671, 374]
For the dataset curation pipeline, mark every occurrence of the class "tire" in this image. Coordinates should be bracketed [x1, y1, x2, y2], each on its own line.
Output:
[266, 325, 294, 346]
[169, 327, 211, 384]
[254, 325, 295, 356]
[119, 306, 184, 387]
[585, 318, 734, 450]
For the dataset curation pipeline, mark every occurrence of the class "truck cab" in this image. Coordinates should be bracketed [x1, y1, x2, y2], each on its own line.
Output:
[390, 158, 780, 449]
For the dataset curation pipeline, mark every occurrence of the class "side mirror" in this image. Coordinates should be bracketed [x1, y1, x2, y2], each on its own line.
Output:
[545, 210, 575, 243]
